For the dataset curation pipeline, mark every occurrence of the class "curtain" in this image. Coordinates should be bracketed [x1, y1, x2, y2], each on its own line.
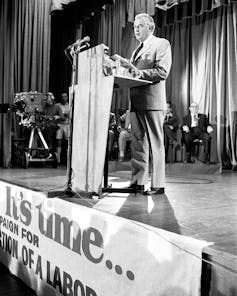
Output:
[157, 3, 237, 166]
[50, 4, 79, 100]
[0, 0, 51, 167]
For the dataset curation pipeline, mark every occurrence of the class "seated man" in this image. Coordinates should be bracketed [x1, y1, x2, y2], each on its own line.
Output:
[163, 101, 180, 162]
[108, 112, 117, 159]
[117, 109, 131, 161]
[55, 93, 70, 164]
[182, 102, 213, 163]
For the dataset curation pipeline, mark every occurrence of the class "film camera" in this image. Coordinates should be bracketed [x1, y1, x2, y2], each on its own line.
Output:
[11, 92, 58, 168]
[11, 91, 50, 127]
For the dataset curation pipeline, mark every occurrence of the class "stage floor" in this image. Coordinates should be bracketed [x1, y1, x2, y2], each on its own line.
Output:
[0, 162, 236, 264]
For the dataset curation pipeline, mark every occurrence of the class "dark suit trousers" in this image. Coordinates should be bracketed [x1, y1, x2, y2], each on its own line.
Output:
[184, 127, 211, 156]
[130, 110, 165, 188]
[164, 124, 177, 153]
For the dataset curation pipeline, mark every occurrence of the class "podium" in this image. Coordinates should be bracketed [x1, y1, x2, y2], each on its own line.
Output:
[69, 44, 151, 196]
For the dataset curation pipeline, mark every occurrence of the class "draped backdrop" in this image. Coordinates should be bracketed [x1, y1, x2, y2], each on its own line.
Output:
[0, 0, 51, 167]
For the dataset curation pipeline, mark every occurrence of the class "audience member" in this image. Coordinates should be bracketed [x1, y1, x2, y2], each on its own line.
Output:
[163, 101, 180, 161]
[55, 93, 70, 164]
[182, 102, 213, 164]
[108, 112, 117, 159]
[117, 109, 131, 161]
[42, 93, 62, 152]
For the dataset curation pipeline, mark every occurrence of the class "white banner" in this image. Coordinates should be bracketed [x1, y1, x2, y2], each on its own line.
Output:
[0, 180, 211, 296]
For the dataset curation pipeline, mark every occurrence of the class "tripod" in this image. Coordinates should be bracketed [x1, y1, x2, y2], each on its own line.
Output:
[22, 124, 56, 168]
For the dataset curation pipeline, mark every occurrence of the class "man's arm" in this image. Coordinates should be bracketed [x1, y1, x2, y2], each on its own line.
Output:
[182, 115, 190, 133]
[139, 39, 172, 83]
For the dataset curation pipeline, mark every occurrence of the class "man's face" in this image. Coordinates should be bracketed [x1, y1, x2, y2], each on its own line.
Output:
[46, 97, 54, 105]
[134, 18, 150, 42]
[189, 105, 198, 114]
[166, 103, 172, 114]
[61, 93, 68, 104]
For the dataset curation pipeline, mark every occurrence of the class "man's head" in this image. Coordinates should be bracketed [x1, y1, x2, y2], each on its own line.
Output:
[189, 102, 199, 114]
[118, 108, 126, 116]
[166, 101, 172, 114]
[134, 13, 155, 43]
[60, 93, 68, 105]
[46, 93, 55, 105]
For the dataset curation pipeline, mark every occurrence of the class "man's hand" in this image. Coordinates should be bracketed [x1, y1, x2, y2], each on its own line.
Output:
[207, 126, 213, 134]
[131, 67, 142, 79]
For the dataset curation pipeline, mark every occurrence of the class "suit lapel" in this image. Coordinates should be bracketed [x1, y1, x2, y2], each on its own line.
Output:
[131, 43, 142, 63]
[133, 35, 155, 62]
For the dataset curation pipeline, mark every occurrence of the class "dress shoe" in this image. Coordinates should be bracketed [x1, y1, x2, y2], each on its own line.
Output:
[136, 185, 145, 193]
[127, 183, 137, 189]
[143, 187, 165, 195]
[118, 156, 124, 162]
[203, 155, 210, 164]
[126, 183, 144, 193]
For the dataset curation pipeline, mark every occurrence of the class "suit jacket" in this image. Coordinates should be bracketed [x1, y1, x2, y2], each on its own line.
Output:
[182, 113, 211, 132]
[130, 35, 172, 111]
[164, 113, 179, 132]
[109, 113, 116, 131]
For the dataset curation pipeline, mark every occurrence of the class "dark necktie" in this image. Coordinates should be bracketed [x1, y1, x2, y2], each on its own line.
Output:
[132, 42, 143, 62]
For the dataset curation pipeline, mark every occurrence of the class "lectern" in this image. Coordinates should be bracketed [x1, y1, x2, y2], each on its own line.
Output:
[68, 44, 151, 196]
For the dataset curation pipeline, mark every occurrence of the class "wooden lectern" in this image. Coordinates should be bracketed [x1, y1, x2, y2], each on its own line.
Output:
[68, 44, 151, 197]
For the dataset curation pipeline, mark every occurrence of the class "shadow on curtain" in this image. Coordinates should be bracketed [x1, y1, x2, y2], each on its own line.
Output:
[0, 0, 51, 167]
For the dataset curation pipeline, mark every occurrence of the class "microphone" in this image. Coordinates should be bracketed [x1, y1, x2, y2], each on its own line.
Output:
[76, 36, 90, 47]
[65, 36, 90, 52]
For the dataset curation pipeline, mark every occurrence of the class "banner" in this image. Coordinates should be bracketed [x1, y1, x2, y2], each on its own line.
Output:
[0, 180, 211, 295]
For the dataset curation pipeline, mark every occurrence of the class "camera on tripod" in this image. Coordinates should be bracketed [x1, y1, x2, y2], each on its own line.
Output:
[11, 91, 58, 168]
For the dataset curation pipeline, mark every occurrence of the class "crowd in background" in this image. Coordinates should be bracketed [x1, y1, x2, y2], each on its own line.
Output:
[21, 92, 213, 167]
[107, 101, 213, 164]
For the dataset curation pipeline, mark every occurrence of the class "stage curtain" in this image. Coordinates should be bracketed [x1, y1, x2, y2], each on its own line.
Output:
[0, 0, 51, 167]
[156, 3, 237, 166]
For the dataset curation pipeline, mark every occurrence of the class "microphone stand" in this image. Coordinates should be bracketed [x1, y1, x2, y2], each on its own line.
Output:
[65, 41, 90, 197]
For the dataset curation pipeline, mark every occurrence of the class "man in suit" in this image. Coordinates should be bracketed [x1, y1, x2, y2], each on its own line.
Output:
[129, 13, 172, 195]
[117, 109, 131, 161]
[108, 112, 117, 160]
[182, 102, 213, 163]
[163, 101, 180, 162]
[55, 93, 70, 165]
